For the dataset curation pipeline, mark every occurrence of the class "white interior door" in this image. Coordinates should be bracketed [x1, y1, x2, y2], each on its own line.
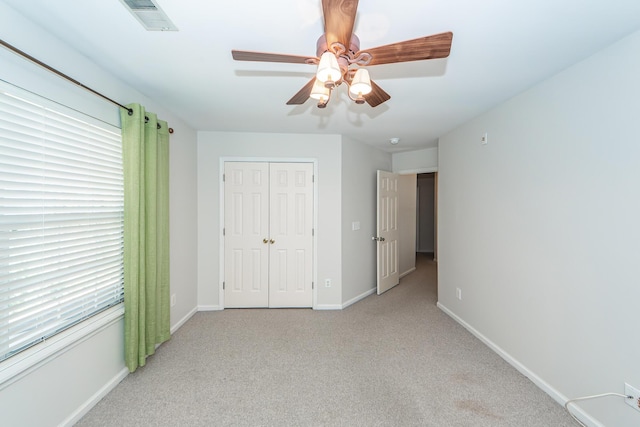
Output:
[268, 163, 313, 307]
[376, 170, 399, 294]
[224, 162, 269, 307]
[224, 162, 313, 308]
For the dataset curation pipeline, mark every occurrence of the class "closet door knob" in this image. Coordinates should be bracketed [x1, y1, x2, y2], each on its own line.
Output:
[270, 239, 275, 244]
[263, 238, 268, 244]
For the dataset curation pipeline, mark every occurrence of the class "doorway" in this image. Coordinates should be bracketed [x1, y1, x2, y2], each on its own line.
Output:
[416, 173, 437, 261]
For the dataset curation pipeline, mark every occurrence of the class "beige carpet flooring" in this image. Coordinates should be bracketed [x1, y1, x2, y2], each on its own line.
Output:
[75, 254, 575, 426]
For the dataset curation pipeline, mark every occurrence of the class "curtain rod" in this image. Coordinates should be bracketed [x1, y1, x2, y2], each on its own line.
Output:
[0, 39, 174, 134]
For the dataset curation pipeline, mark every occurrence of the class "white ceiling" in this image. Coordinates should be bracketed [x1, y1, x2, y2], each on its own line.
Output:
[3, 0, 640, 152]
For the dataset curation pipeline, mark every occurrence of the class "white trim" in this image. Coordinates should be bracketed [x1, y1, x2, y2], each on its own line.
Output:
[311, 160, 319, 310]
[60, 367, 129, 427]
[342, 288, 376, 309]
[395, 167, 438, 175]
[221, 157, 317, 163]
[170, 307, 199, 335]
[0, 304, 124, 390]
[399, 267, 416, 279]
[436, 302, 604, 427]
[314, 304, 342, 310]
[219, 157, 319, 310]
[219, 159, 226, 309]
[198, 305, 223, 311]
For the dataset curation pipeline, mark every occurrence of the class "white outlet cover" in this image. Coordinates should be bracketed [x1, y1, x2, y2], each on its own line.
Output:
[625, 383, 640, 412]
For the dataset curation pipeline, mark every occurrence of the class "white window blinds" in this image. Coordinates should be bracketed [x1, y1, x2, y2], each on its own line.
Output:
[0, 86, 124, 362]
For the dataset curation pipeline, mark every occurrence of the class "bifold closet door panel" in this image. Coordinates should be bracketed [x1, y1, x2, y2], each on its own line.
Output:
[224, 162, 270, 308]
[268, 163, 314, 308]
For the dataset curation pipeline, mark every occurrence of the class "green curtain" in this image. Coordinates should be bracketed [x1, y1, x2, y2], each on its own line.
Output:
[120, 103, 171, 372]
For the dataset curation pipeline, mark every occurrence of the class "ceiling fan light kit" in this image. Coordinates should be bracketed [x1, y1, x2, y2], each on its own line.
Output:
[348, 68, 372, 104]
[309, 78, 332, 108]
[316, 51, 342, 89]
[231, 0, 453, 109]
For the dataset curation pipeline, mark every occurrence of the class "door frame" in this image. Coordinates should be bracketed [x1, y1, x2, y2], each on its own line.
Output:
[219, 157, 319, 309]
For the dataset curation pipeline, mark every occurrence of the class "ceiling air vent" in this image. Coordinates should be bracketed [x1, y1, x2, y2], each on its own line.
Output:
[119, 0, 178, 31]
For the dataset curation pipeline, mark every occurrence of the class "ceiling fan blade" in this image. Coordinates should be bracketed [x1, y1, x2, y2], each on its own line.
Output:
[322, 0, 358, 51]
[358, 32, 453, 66]
[365, 80, 391, 107]
[286, 78, 317, 105]
[232, 50, 317, 64]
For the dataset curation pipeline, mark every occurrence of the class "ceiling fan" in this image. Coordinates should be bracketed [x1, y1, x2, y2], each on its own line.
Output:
[231, 0, 453, 108]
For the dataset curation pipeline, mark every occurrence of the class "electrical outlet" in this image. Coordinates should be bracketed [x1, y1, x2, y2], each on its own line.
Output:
[625, 383, 640, 413]
[456, 288, 462, 300]
[170, 294, 176, 307]
[324, 279, 331, 288]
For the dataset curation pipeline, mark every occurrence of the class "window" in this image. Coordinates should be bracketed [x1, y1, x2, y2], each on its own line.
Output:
[0, 84, 124, 363]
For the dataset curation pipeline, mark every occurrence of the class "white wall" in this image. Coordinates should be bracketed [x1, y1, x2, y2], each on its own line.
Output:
[341, 137, 392, 305]
[438, 29, 640, 427]
[398, 174, 417, 276]
[0, 2, 199, 425]
[392, 147, 438, 173]
[197, 131, 343, 309]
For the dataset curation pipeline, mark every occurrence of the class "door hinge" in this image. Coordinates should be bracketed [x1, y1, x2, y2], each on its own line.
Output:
[222, 173, 225, 182]
[223, 227, 225, 236]
[223, 281, 225, 290]
[312, 228, 314, 236]
[312, 281, 314, 289]
[312, 175, 315, 183]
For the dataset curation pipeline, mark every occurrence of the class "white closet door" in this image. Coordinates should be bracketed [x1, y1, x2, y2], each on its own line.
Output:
[224, 162, 270, 307]
[224, 162, 313, 308]
[268, 163, 314, 307]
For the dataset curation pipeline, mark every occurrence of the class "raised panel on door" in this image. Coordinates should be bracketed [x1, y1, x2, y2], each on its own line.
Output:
[268, 163, 313, 307]
[224, 162, 269, 307]
[377, 170, 399, 294]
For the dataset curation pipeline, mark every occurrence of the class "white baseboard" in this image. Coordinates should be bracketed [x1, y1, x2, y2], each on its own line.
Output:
[436, 302, 603, 427]
[197, 305, 223, 311]
[170, 307, 198, 335]
[314, 304, 342, 310]
[342, 288, 376, 309]
[399, 267, 416, 279]
[61, 367, 129, 427]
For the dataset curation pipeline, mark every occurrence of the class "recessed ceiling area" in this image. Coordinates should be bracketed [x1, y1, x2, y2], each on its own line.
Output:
[2, 0, 640, 152]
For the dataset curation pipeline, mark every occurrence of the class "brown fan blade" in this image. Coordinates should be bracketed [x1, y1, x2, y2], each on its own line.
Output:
[232, 50, 317, 64]
[286, 78, 317, 105]
[365, 80, 391, 107]
[358, 32, 453, 66]
[322, 0, 358, 51]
